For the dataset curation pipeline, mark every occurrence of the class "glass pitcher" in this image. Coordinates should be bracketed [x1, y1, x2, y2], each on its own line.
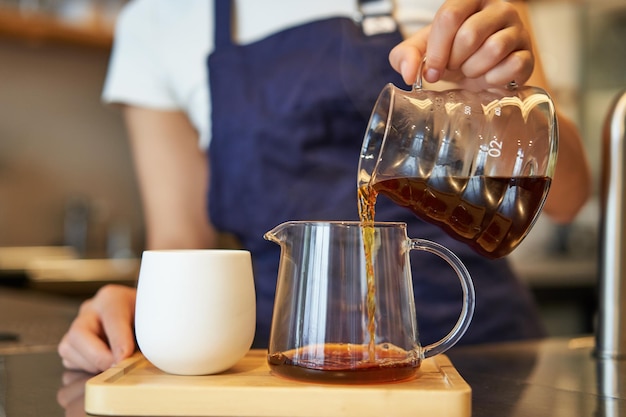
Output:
[264, 221, 474, 384]
[358, 61, 558, 259]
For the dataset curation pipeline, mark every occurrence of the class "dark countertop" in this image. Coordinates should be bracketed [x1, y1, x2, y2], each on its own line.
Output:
[1, 287, 625, 417]
[449, 336, 626, 417]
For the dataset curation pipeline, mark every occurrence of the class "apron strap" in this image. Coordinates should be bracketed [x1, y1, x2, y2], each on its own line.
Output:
[214, 0, 233, 48]
[358, 0, 396, 36]
[358, 0, 393, 15]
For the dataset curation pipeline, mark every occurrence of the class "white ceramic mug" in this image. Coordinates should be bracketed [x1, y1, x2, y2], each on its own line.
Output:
[135, 249, 256, 375]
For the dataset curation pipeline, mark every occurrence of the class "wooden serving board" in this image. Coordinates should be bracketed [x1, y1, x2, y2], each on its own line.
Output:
[85, 350, 471, 417]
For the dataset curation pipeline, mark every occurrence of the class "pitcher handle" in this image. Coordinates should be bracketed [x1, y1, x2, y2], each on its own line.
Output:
[410, 238, 475, 359]
[413, 56, 427, 91]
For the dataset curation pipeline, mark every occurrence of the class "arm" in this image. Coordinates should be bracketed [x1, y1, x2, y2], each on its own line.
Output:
[58, 106, 216, 373]
[123, 106, 217, 250]
[389, 0, 591, 224]
[516, 3, 592, 224]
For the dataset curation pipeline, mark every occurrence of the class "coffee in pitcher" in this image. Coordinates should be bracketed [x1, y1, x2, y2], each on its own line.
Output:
[362, 175, 551, 259]
[268, 343, 420, 384]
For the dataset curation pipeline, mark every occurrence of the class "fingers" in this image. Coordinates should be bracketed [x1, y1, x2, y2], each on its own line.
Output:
[99, 286, 137, 364]
[454, 5, 533, 85]
[58, 285, 137, 374]
[390, 0, 534, 87]
[389, 27, 429, 85]
[58, 309, 116, 374]
[478, 48, 533, 87]
[423, 0, 476, 82]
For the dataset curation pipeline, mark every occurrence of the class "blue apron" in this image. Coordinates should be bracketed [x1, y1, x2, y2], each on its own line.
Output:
[207, 0, 545, 348]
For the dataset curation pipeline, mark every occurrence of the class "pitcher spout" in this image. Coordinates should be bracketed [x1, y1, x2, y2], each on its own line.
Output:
[263, 221, 292, 245]
[358, 83, 395, 190]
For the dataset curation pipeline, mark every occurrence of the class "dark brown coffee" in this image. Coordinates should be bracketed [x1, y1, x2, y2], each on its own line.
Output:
[268, 343, 420, 384]
[363, 176, 550, 259]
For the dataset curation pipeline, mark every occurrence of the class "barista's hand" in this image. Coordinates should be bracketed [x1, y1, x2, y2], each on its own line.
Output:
[389, 0, 533, 88]
[58, 284, 137, 374]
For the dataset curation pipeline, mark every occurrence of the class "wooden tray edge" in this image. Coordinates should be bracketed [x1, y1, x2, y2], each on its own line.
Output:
[85, 351, 471, 417]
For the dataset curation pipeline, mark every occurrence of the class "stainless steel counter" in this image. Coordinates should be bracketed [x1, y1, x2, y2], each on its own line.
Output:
[449, 337, 626, 417]
[1, 288, 625, 416]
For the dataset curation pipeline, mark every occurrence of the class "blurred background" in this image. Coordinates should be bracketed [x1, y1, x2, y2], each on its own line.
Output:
[0, 0, 624, 337]
[0, 0, 138, 257]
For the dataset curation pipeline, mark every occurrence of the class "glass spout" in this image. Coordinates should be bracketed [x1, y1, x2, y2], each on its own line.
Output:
[358, 84, 394, 190]
[263, 222, 292, 245]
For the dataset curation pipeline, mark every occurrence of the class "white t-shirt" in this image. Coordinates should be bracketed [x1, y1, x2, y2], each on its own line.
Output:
[102, 0, 443, 149]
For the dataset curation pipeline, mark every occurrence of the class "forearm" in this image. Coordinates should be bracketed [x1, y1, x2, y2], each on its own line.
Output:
[517, 2, 593, 223]
[541, 113, 592, 224]
[123, 106, 218, 250]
